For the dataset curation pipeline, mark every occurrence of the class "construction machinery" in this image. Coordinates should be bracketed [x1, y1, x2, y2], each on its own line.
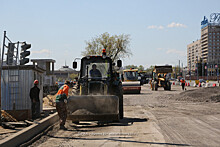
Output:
[67, 50, 123, 122]
[121, 68, 141, 94]
[138, 70, 148, 85]
[151, 65, 172, 91]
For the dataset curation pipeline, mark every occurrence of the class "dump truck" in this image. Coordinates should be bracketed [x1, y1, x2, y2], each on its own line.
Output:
[67, 51, 123, 122]
[151, 65, 172, 91]
[121, 69, 141, 94]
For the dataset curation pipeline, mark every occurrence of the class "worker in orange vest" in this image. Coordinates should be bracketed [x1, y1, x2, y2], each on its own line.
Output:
[55, 80, 70, 130]
[180, 78, 186, 90]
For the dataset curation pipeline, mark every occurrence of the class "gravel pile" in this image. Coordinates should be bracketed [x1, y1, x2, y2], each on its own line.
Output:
[174, 87, 220, 102]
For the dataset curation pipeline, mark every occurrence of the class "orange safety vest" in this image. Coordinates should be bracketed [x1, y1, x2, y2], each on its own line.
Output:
[181, 79, 185, 83]
[56, 84, 69, 102]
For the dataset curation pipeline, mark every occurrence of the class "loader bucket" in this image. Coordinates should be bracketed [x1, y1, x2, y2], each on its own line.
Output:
[67, 95, 119, 121]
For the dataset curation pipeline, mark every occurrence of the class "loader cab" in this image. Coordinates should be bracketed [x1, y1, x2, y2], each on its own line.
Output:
[73, 56, 122, 95]
[80, 56, 113, 79]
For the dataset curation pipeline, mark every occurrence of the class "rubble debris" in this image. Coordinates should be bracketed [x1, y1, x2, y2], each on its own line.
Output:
[174, 87, 220, 102]
[2, 122, 16, 129]
[1, 110, 17, 122]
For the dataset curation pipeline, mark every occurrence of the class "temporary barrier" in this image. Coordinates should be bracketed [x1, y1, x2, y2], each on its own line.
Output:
[205, 83, 209, 87]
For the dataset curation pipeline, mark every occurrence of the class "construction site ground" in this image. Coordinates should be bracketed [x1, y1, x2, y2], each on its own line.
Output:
[23, 84, 219, 147]
[0, 84, 220, 146]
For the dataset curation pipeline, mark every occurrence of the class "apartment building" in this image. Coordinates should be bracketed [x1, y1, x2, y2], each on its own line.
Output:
[187, 39, 201, 71]
[187, 14, 220, 74]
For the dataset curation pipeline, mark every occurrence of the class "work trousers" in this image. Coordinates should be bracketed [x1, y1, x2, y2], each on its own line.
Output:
[56, 101, 67, 127]
[182, 83, 185, 90]
[31, 101, 40, 119]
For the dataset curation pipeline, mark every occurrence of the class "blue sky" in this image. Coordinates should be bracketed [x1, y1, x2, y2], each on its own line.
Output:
[1, 0, 220, 69]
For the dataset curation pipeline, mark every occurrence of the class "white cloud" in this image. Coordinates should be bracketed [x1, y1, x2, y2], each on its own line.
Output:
[167, 22, 187, 28]
[32, 49, 50, 54]
[148, 25, 157, 29]
[148, 22, 187, 30]
[148, 25, 164, 30]
[157, 48, 164, 51]
[166, 49, 186, 57]
[158, 25, 164, 30]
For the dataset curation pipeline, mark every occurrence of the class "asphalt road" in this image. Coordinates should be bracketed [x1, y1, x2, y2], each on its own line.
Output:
[30, 84, 220, 147]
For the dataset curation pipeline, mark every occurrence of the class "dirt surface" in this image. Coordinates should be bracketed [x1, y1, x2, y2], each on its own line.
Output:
[20, 85, 220, 146]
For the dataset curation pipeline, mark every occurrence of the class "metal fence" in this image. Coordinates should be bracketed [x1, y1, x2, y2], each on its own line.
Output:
[1, 69, 43, 110]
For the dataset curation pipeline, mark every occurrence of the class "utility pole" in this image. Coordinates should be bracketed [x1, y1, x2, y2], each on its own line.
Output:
[196, 59, 199, 80]
[202, 60, 204, 78]
[190, 60, 191, 81]
[179, 60, 180, 77]
[218, 66, 219, 83]
[215, 64, 219, 83]
[207, 63, 209, 81]
[0, 31, 6, 125]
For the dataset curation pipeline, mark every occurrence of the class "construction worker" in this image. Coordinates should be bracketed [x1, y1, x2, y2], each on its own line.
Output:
[181, 78, 186, 90]
[56, 80, 70, 130]
[30, 80, 40, 119]
[90, 64, 102, 78]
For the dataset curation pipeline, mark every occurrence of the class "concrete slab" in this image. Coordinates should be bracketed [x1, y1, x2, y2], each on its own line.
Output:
[0, 113, 58, 147]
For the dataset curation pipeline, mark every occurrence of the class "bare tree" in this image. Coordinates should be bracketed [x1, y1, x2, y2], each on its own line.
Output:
[82, 32, 132, 62]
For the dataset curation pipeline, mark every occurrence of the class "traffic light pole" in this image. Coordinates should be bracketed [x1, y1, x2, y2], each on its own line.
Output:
[0, 31, 6, 125]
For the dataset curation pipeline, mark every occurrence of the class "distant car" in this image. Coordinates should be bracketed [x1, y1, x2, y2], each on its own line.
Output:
[199, 79, 206, 83]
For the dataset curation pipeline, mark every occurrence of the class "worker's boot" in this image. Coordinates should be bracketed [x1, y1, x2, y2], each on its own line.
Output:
[60, 125, 67, 130]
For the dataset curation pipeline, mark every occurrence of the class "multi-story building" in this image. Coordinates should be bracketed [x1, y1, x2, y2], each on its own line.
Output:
[201, 20, 220, 66]
[187, 39, 201, 71]
[187, 13, 220, 76]
[31, 59, 56, 86]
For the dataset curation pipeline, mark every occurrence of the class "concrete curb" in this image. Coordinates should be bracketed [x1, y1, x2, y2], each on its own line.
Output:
[0, 112, 59, 147]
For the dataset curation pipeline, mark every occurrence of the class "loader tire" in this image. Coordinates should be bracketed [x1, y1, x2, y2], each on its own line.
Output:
[154, 82, 158, 91]
[168, 82, 171, 91]
[119, 95, 124, 119]
[116, 83, 124, 119]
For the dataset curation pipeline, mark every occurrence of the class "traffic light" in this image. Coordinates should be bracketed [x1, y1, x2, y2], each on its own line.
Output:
[20, 42, 31, 65]
[6, 43, 15, 65]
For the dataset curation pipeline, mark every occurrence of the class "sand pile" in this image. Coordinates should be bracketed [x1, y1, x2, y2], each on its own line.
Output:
[174, 87, 220, 102]
[43, 95, 57, 107]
